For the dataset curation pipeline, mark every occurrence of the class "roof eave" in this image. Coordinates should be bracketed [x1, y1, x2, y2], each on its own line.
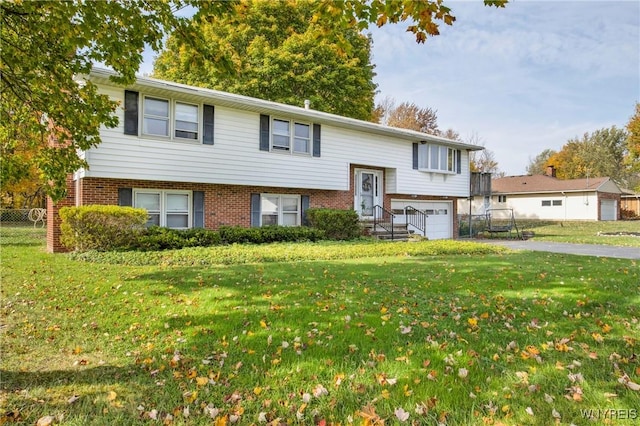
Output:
[87, 68, 484, 151]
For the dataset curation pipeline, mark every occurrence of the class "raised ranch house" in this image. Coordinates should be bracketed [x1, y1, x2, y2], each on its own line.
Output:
[47, 68, 483, 252]
[483, 166, 622, 221]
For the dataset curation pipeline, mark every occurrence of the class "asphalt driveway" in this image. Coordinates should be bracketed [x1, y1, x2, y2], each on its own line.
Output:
[476, 239, 640, 260]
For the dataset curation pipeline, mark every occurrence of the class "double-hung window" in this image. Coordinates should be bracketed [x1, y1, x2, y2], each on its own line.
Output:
[418, 143, 459, 173]
[141, 96, 200, 141]
[143, 97, 170, 137]
[175, 102, 199, 140]
[271, 118, 311, 154]
[261, 194, 300, 226]
[134, 189, 191, 229]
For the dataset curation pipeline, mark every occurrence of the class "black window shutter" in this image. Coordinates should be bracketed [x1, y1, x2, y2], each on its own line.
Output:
[124, 91, 139, 136]
[301, 195, 310, 226]
[456, 149, 462, 174]
[412, 143, 419, 169]
[312, 124, 321, 157]
[118, 188, 133, 206]
[193, 191, 204, 228]
[250, 193, 261, 227]
[259, 114, 270, 151]
[203, 105, 214, 145]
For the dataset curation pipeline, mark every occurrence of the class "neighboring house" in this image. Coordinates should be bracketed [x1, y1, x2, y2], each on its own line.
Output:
[46, 69, 483, 252]
[482, 166, 622, 221]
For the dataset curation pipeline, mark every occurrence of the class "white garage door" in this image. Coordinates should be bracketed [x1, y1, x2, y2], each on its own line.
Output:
[600, 199, 617, 221]
[391, 199, 452, 240]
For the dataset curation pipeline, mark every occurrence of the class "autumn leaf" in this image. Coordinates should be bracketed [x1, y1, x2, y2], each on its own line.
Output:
[618, 374, 640, 391]
[357, 404, 384, 425]
[395, 407, 410, 421]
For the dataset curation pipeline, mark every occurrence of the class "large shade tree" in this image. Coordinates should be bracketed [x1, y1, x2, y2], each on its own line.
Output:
[153, 0, 376, 121]
[545, 126, 636, 188]
[1, 0, 507, 200]
[526, 148, 557, 175]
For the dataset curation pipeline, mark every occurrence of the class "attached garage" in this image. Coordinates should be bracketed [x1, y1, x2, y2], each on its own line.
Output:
[391, 199, 453, 240]
[600, 199, 617, 221]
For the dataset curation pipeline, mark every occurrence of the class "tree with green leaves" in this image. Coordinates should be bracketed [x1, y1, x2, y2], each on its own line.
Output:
[625, 103, 640, 176]
[526, 148, 557, 175]
[546, 126, 636, 187]
[1, 0, 507, 201]
[153, 0, 376, 120]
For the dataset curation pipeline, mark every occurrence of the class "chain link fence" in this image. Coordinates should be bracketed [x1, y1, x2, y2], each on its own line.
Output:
[0, 209, 47, 246]
[457, 214, 487, 238]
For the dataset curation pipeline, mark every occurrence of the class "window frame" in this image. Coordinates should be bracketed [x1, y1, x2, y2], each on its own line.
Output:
[133, 189, 192, 229]
[174, 101, 199, 140]
[260, 194, 301, 226]
[498, 195, 507, 203]
[142, 96, 170, 138]
[417, 143, 459, 174]
[270, 117, 312, 155]
[140, 95, 202, 143]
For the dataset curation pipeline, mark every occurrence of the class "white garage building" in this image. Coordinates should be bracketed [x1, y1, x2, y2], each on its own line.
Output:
[488, 172, 622, 221]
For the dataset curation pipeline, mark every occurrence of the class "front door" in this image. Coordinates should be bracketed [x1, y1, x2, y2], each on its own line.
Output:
[355, 169, 383, 219]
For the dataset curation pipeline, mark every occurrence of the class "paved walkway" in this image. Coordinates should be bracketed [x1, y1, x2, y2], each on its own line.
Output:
[475, 239, 640, 260]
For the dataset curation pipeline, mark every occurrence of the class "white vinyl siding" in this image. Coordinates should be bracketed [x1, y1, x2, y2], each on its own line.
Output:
[134, 189, 191, 229]
[85, 83, 471, 197]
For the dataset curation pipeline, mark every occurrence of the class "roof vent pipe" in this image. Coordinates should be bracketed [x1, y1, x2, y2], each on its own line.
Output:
[304, 99, 310, 110]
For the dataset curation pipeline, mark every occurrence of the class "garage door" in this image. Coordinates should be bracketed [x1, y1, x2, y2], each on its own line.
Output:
[600, 199, 617, 221]
[391, 199, 452, 240]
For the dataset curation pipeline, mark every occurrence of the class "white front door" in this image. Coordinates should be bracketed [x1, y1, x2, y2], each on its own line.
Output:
[355, 169, 383, 219]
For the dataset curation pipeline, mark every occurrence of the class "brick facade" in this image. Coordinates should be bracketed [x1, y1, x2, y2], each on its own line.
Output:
[597, 192, 622, 221]
[47, 166, 463, 252]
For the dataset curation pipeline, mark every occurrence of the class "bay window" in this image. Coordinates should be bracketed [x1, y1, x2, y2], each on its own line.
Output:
[417, 142, 459, 173]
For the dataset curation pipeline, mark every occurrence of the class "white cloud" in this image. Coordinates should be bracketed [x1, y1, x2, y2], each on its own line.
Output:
[370, 0, 639, 175]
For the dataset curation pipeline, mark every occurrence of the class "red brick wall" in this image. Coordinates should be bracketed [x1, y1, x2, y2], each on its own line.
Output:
[46, 175, 76, 253]
[47, 168, 466, 251]
[78, 177, 353, 230]
[597, 192, 622, 220]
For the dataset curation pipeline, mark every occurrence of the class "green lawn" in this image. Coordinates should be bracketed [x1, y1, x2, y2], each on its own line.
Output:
[519, 220, 640, 247]
[1, 228, 639, 425]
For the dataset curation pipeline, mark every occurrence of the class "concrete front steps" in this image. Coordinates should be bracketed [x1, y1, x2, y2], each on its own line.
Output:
[360, 221, 413, 242]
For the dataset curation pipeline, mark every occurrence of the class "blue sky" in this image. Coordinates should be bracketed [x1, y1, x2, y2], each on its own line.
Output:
[140, 1, 639, 176]
[367, 0, 639, 175]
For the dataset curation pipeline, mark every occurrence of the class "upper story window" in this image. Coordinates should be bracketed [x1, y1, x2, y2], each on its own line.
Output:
[271, 118, 311, 154]
[143, 97, 170, 137]
[416, 142, 459, 173]
[175, 102, 199, 140]
[259, 114, 320, 157]
[125, 90, 214, 144]
[143, 97, 199, 141]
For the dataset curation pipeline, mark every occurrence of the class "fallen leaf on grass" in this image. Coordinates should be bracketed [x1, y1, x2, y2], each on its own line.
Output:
[618, 374, 640, 391]
[394, 407, 410, 421]
[36, 416, 55, 426]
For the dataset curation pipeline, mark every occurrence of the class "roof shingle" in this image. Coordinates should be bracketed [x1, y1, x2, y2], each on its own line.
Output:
[492, 175, 611, 194]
